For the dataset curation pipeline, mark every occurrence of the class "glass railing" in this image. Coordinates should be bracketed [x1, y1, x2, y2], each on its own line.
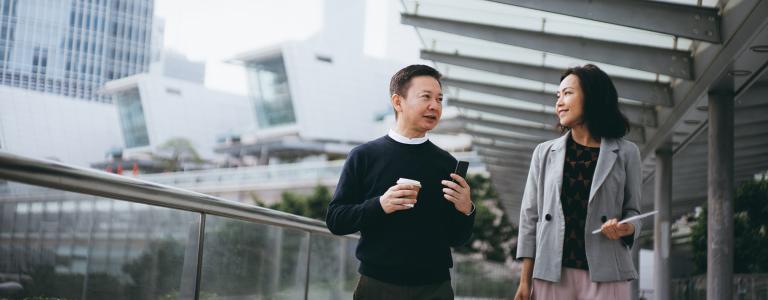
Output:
[0, 151, 515, 300]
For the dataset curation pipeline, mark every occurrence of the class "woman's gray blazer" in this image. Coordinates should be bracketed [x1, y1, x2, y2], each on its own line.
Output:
[516, 132, 642, 283]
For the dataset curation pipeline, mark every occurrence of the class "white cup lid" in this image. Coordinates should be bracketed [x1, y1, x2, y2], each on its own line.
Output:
[396, 178, 421, 187]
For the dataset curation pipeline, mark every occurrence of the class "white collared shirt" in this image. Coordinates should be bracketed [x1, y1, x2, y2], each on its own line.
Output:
[388, 129, 428, 145]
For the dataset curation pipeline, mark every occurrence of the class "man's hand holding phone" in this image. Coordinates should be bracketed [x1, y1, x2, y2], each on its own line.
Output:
[442, 161, 473, 215]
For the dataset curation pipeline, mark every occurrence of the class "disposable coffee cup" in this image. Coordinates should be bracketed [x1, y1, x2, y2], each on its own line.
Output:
[396, 178, 421, 207]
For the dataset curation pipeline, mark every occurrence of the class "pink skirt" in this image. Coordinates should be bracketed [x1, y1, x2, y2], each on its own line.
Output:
[532, 268, 630, 300]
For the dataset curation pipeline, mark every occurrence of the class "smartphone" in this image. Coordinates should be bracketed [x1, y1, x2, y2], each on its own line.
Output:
[453, 160, 469, 182]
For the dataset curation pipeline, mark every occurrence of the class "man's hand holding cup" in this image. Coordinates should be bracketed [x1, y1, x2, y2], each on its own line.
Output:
[379, 178, 421, 214]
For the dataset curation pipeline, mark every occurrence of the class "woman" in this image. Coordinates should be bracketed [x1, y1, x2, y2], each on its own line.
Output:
[514, 64, 642, 300]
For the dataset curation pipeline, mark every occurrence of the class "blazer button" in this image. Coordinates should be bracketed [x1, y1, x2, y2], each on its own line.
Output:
[601, 216, 608, 223]
[545, 214, 552, 221]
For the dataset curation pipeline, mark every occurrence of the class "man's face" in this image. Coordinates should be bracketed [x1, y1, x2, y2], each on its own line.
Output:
[394, 76, 443, 133]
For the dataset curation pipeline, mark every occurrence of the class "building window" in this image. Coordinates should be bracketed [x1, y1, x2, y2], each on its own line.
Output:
[165, 87, 181, 96]
[245, 55, 296, 129]
[315, 54, 333, 63]
[115, 88, 149, 148]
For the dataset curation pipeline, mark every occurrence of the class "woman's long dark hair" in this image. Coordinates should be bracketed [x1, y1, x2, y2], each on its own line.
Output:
[558, 64, 630, 139]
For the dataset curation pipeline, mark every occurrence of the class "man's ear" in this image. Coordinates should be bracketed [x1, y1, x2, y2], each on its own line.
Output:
[391, 94, 403, 114]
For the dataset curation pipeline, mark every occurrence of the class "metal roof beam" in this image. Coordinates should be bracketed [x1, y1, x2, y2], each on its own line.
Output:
[472, 141, 534, 156]
[478, 148, 533, 160]
[673, 170, 762, 184]
[467, 127, 545, 143]
[675, 169, 767, 187]
[477, 154, 533, 166]
[479, 156, 535, 167]
[488, 176, 527, 189]
[482, 158, 532, 169]
[424, 50, 673, 106]
[486, 166, 529, 179]
[675, 154, 768, 169]
[402, 13, 693, 78]
[732, 121, 768, 138]
[443, 77, 658, 129]
[468, 129, 545, 146]
[474, 144, 535, 156]
[485, 0, 721, 43]
[491, 182, 523, 194]
[444, 77, 553, 106]
[639, 0, 768, 160]
[452, 98, 649, 137]
[683, 134, 768, 150]
[473, 138, 540, 150]
[461, 115, 561, 140]
[452, 98, 556, 125]
[483, 157, 530, 169]
[464, 114, 646, 144]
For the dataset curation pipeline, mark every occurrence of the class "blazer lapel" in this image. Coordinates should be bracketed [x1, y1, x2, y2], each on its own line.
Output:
[589, 138, 619, 203]
[549, 132, 570, 203]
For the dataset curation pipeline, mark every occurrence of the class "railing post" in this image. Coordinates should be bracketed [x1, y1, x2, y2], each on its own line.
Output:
[264, 226, 283, 297]
[180, 212, 204, 300]
[193, 214, 206, 300]
[304, 233, 312, 300]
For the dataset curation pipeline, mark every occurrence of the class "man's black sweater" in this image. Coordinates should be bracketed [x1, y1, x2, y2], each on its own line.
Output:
[325, 135, 475, 286]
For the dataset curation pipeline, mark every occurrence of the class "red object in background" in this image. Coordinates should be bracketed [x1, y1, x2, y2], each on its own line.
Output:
[132, 162, 139, 176]
[117, 163, 123, 175]
[106, 165, 113, 173]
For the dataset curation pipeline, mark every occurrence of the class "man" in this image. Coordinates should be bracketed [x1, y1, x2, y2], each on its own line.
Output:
[326, 64, 475, 299]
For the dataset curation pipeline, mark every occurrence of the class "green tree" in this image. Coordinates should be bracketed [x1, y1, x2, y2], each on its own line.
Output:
[690, 178, 768, 274]
[305, 185, 332, 220]
[153, 137, 205, 172]
[270, 191, 309, 217]
[268, 185, 332, 221]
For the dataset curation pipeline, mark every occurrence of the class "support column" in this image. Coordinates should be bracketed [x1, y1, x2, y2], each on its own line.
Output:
[707, 92, 734, 300]
[654, 143, 673, 300]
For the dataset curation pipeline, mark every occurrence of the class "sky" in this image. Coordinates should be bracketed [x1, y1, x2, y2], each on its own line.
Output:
[154, 0, 397, 95]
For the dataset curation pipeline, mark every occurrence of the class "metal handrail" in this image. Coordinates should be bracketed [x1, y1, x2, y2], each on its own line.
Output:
[0, 151, 352, 237]
[137, 160, 345, 188]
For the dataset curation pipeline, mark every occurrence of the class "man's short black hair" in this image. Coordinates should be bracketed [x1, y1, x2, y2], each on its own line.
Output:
[389, 65, 442, 119]
[559, 64, 630, 139]
[389, 64, 442, 97]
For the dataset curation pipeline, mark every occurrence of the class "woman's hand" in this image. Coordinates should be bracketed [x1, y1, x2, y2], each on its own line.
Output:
[514, 281, 532, 300]
[515, 257, 534, 300]
[600, 218, 635, 240]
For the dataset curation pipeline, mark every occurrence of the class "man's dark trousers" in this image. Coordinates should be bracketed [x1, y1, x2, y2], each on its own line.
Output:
[353, 275, 454, 300]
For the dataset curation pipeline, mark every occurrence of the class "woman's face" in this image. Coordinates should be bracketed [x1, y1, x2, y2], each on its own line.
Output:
[556, 74, 585, 128]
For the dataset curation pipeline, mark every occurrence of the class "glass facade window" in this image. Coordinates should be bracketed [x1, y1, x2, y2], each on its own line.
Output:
[245, 55, 297, 129]
[116, 87, 149, 148]
[0, 0, 153, 103]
